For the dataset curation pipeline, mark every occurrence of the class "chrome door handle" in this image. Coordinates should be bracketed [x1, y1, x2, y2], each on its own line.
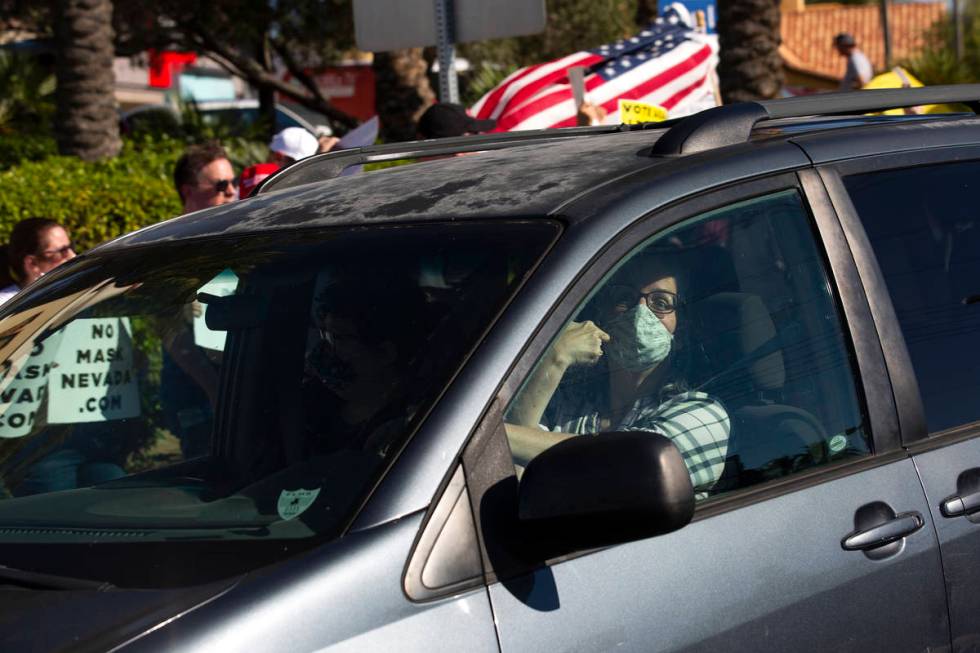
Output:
[841, 512, 924, 551]
[941, 490, 980, 517]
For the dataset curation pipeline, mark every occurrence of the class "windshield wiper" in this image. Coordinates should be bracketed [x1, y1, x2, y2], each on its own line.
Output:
[0, 564, 114, 591]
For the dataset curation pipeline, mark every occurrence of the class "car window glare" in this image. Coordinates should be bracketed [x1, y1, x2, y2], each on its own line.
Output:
[0, 222, 557, 588]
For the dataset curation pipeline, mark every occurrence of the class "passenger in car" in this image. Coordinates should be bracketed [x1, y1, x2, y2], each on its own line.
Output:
[505, 249, 730, 496]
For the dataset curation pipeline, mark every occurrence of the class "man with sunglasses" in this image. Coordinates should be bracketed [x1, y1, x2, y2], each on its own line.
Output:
[165, 141, 235, 459]
[173, 141, 237, 214]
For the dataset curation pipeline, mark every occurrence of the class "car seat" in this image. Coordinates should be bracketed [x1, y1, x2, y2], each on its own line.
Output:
[688, 291, 829, 494]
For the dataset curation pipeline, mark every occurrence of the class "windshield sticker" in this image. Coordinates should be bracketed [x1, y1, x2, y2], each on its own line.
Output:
[0, 332, 65, 438]
[277, 488, 321, 521]
[194, 269, 239, 352]
[47, 317, 140, 424]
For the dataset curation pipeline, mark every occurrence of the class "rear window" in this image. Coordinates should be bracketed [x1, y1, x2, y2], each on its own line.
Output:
[0, 221, 557, 587]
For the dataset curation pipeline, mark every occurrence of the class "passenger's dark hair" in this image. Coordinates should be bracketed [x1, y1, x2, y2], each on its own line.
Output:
[173, 141, 229, 202]
[0, 217, 62, 287]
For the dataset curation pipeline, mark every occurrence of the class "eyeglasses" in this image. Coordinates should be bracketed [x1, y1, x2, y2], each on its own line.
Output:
[39, 242, 75, 260]
[604, 285, 678, 316]
[203, 178, 238, 195]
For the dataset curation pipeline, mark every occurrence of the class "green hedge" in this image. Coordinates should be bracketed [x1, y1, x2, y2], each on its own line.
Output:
[0, 134, 58, 172]
[0, 137, 185, 251]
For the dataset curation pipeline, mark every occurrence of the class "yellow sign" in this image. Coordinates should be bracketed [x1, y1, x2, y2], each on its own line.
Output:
[862, 68, 964, 115]
[618, 99, 669, 124]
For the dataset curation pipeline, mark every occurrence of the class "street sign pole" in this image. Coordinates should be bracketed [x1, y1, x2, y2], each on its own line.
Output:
[434, 0, 459, 103]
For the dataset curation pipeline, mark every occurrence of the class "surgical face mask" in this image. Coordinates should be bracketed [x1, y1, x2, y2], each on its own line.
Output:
[605, 304, 673, 372]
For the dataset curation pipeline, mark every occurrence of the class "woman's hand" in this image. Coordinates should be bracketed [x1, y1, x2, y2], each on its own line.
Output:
[550, 320, 610, 369]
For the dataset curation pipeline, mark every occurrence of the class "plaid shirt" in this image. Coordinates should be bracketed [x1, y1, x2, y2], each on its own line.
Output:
[546, 388, 731, 495]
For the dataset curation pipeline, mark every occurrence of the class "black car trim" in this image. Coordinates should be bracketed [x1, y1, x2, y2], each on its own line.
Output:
[817, 160, 955, 446]
[651, 85, 980, 156]
[798, 169, 900, 453]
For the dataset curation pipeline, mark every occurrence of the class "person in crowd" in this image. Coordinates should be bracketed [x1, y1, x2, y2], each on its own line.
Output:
[162, 142, 235, 459]
[238, 162, 281, 199]
[174, 141, 238, 213]
[0, 218, 76, 306]
[269, 127, 320, 167]
[416, 103, 497, 140]
[237, 127, 320, 199]
[835, 33, 873, 91]
[315, 125, 340, 155]
[504, 248, 730, 497]
[577, 101, 608, 126]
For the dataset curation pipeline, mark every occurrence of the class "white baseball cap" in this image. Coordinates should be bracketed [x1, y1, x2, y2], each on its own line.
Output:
[269, 127, 318, 161]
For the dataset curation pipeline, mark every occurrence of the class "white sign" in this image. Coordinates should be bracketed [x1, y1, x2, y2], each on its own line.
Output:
[194, 269, 239, 352]
[277, 488, 321, 521]
[48, 318, 140, 424]
[0, 332, 64, 438]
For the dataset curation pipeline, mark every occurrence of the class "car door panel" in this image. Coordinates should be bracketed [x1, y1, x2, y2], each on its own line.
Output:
[489, 458, 947, 652]
[912, 438, 980, 652]
[826, 153, 980, 651]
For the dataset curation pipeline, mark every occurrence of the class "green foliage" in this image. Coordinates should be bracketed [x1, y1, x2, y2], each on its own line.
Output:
[904, 3, 980, 84]
[0, 133, 58, 171]
[0, 138, 184, 251]
[124, 101, 268, 171]
[0, 50, 55, 135]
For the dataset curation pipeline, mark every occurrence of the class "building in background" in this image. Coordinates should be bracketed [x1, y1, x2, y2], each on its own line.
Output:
[780, 0, 946, 92]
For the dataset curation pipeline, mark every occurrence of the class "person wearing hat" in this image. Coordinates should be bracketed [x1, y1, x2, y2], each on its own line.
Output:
[834, 33, 873, 91]
[269, 127, 320, 166]
[416, 103, 496, 140]
[237, 127, 320, 199]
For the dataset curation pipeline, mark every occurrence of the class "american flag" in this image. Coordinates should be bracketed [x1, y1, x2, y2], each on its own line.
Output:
[470, 6, 719, 132]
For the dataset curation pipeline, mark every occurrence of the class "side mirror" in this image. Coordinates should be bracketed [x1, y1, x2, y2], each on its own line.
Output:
[518, 431, 695, 551]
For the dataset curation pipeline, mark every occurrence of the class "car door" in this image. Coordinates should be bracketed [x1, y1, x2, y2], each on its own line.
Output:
[823, 149, 980, 652]
[465, 174, 950, 652]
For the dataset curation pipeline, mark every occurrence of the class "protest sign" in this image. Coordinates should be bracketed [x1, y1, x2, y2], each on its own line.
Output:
[617, 99, 669, 124]
[194, 269, 239, 352]
[47, 318, 140, 424]
[0, 332, 64, 437]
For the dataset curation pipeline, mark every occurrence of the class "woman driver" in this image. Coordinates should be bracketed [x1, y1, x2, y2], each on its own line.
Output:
[505, 248, 730, 496]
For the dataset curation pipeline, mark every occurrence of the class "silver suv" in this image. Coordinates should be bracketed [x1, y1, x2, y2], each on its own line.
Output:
[2, 86, 980, 652]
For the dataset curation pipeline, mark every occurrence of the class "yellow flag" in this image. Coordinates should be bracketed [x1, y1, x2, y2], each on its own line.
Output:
[862, 68, 965, 115]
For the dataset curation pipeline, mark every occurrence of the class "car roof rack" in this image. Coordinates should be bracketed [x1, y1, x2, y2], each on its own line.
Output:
[650, 84, 980, 157]
[255, 121, 676, 195]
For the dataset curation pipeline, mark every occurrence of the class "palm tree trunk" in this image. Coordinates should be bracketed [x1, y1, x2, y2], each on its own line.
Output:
[373, 48, 436, 143]
[54, 0, 121, 160]
[717, 0, 784, 103]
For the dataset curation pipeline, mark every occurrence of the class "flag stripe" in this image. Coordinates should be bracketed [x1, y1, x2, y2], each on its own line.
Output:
[511, 42, 713, 132]
[469, 10, 719, 132]
[484, 52, 605, 123]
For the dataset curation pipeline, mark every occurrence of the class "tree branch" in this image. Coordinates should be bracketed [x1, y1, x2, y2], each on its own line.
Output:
[172, 12, 359, 129]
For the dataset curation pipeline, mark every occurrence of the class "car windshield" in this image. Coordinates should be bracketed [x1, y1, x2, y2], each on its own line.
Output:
[0, 221, 557, 588]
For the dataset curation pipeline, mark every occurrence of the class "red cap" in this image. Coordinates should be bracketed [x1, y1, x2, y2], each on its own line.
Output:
[239, 163, 281, 198]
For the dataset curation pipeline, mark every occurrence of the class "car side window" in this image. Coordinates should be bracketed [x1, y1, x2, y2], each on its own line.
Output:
[504, 190, 871, 500]
[844, 161, 980, 434]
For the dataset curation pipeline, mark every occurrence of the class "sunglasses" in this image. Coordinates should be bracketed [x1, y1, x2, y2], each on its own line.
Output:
[204, 178, 238, 194]
[39, 242, 75, 259]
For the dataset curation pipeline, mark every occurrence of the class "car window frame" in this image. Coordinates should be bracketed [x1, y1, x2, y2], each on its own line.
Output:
[462, 171, 907, 580]
[817, 144, 980, 450]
